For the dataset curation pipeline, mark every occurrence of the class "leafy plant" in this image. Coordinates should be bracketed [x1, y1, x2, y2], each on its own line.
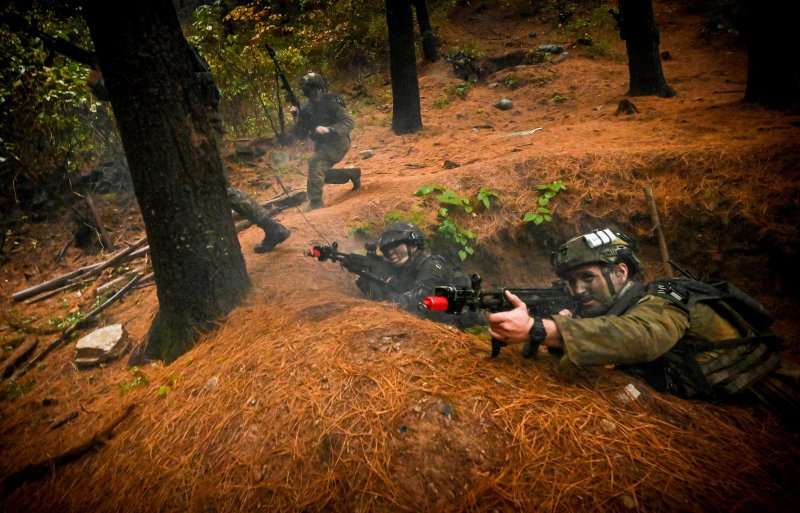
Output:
[550, 92, 568, 104]
[437, 218, 475, 261]
[119, 366, 149, 395]
[476, 187, 499, 209]
[523, 180, 567, 225]
[447, 81, 473, 99]
[504, 73, 519, 89]
[48, 311, 85, 330]
[157, 373, 179, 398]
[3, 377, 35, 402]
[434, 96, 449, 109]
[348, 221, 374, 238]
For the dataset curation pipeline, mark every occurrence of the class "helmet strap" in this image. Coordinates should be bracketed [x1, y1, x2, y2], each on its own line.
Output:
[601, 265, 617, 297]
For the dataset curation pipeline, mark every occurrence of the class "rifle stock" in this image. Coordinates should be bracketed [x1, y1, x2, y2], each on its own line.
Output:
[423, 275, 576, 358]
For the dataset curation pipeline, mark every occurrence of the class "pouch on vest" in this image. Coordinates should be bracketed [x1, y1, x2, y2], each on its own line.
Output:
[644, 275, 782, 399]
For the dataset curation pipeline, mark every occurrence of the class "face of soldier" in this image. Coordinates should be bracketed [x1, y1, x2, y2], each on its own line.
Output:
[306, 87, 322, 101]
[565, 263, 629, 317]
[382, 243, 412, 266]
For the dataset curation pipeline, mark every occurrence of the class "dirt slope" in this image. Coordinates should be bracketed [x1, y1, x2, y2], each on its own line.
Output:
[1, 1, 800, 512]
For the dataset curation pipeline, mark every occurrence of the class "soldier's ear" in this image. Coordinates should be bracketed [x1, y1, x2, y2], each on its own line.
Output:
[615, 263, 629, 280]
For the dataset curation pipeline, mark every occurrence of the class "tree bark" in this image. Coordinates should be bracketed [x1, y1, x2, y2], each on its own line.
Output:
[738, 0, 799, 110]
[413, 0, 438, 62]
[82, 0, 250, 363]
[617, 0, 675, 98]
[386, 0, 422, 134]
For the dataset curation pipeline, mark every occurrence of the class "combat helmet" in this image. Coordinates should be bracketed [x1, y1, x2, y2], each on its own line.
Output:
[299, 72, 326, 95]
[377, 222, 426, 254]
[551, 228, 642, 278]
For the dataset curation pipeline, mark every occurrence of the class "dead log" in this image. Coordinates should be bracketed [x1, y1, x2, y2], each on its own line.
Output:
[2, 404, 135, 492]
[1, 338, 39, 379]
[11, 236, 146, 302]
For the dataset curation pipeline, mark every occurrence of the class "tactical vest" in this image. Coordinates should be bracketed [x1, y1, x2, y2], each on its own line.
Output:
[616, 277, 782, 400]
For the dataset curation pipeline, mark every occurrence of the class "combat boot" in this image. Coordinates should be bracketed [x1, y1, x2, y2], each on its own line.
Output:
[324, 168, 361, 190]
[254, 224, 290, 253]
[301, 200, 324, 212]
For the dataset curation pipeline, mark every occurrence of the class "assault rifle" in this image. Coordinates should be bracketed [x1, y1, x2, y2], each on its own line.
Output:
[305, 242, 394, 286]
[422, 275, 576, 358]
[265, 43, 300, 139]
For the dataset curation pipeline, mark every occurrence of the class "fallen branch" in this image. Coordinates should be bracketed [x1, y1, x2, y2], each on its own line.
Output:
[645, 184, 672, 277]
[12, 237, 147, 303]
[3, 404, 136, 492]
[83, 193, 115, 251]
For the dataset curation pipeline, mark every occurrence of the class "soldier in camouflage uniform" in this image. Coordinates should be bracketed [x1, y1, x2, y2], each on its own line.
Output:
[190, 46, 290, 253]
[357, 222, 474, 325]
[487, 228, 798, 427]
[291, 72, 359, 211]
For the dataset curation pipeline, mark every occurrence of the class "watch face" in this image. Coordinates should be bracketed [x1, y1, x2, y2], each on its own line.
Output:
[530, 319, 547, 342]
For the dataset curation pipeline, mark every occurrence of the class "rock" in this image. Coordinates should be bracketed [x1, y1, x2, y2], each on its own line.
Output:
[443, 160, 460, 169]
[74, 324, 129, 369]
[660, 50, 672, 60]
[615, 99, 639, 115]
[494, 98, 513, 110]
[537, 44, 565, 54]
[359, 149, 375, 159]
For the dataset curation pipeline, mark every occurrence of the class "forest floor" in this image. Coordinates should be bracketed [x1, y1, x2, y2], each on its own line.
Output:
[1, 1, 800, 512]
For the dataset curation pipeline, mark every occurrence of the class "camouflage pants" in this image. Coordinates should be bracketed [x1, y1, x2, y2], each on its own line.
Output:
[307, 136, 351, 204]
[227, 188, 284, 233]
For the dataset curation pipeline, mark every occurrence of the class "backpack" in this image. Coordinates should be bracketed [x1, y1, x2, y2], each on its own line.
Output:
[622, 273, 782, 399]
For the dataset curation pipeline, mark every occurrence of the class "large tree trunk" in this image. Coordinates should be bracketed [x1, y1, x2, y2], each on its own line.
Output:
[82, 0, 250, 363]
[413, 0, 438, 62]
[386, 0, 422, 134]
[617, 0, 675, 98]
[739, 0, 799, 110]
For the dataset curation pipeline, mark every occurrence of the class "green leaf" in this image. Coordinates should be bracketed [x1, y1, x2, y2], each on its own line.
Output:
[537, 207, 552, 214]
[438, 207, 449, 218]
[458, 249, 467, 261]
[538, 197, 549, 206]
[523, 212, 537, 223]
[414, 183, 443, 196]
[534, 216, 544, 225]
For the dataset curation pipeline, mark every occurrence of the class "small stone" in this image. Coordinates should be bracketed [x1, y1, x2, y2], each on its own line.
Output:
[359, 149, 375, 159]
[443, 160, 460, 169]
[494, 98, 513, 110]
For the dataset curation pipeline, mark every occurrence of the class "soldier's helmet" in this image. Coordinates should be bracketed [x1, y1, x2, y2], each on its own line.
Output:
[551, 228, 643, 278]
[377, 222, 426, 254]
[299, 72, 326, 95]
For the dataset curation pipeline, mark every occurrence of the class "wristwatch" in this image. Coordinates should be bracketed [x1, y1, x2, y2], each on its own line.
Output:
[522, 318, 547, 358]
[529, 318, 547, 343]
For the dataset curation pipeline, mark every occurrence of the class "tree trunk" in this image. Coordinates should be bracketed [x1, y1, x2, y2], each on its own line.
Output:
[82, 0, 250, 363]
[413, 0, 438, 62]
[617, 0, 675, 98]
[386, 0, 422, 134]
[739, 0, 799, 110]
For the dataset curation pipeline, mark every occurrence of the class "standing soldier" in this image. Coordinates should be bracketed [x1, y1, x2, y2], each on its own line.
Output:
[291, 72, 360, 211]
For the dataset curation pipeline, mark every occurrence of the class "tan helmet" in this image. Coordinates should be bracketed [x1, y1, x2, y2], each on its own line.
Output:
[551, 228, 642, 278]
[299, 72, 326, 95]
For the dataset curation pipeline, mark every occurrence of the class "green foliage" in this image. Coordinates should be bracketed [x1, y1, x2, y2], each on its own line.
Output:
[447, 81, 473, 99]
[3, 377, 35, 402]
[448, 41, 486, 61]
[48, 310, 84, 330]
[157, 373, 179, 398]
[503, 73, 519, 89]
[413, 183, 487, 261]
[476, 187, 499, 209]
[0, 5, 118, 211]
[523, 180, 567, 225]
[550, 92, 568, 104]
[348, 221, 374, 238]
[434, 96, 450, 109]
[119, 366, 149, 395]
